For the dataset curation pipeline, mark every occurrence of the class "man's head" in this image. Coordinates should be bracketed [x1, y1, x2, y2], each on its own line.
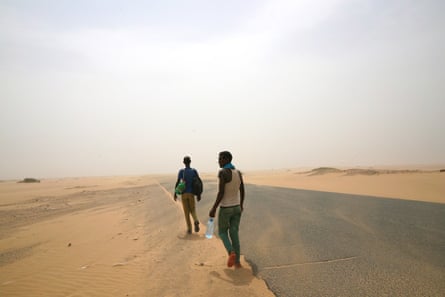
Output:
[183, 156, 191, 165]
[218, 151, 232, 168]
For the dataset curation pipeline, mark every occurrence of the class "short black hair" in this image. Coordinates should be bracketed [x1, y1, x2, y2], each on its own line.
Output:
[219, 151, 232, 162]
[183, 156, 191, 164]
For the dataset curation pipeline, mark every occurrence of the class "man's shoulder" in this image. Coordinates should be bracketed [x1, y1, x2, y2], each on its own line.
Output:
[192, 168, 200, 177]
[219, 168, 241, 173]
[218, 168, 233, 180]
[218, 168, 231, 174]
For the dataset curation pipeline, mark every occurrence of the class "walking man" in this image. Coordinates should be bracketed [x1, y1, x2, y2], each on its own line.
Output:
[174, 156, 201, 234]
[209, 151, 245, 268]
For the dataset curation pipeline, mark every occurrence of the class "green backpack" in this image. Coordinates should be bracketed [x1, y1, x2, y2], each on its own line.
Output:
[175, 180, 186, 195]
[175, 170, 186, 195]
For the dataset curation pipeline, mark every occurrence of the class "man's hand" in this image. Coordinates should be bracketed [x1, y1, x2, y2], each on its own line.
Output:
[209, 207, 216, 218]
[174, 193, 177, 201]
[197, 195, 201, 202]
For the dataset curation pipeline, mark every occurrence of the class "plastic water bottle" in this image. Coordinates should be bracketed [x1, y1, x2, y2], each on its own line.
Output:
[205, 218, 214, 239]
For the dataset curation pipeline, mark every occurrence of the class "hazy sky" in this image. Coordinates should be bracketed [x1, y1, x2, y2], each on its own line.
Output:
[1, 0, 444, 179]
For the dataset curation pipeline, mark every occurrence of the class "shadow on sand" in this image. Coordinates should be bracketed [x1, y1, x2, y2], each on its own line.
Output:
[209, 268, 254, 286]
[177, 233, 206, 241]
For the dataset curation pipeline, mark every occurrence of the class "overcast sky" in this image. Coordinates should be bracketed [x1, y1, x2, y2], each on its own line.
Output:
[1, 0, 444, 179]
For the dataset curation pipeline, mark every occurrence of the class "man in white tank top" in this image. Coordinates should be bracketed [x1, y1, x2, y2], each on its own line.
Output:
[209, 151, 245, 268]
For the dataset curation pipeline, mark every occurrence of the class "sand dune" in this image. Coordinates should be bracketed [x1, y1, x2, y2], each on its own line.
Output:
[244, 168, 445, 204]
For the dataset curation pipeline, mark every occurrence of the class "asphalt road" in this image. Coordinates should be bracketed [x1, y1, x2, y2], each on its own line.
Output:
[162, 179, 445, 297]
[240, 185, 445, 297]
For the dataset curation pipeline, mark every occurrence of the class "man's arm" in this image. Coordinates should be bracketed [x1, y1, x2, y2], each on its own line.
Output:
[239, 171, 245, 211]
[173, 170, 181, 200]
[209, 170, 227, 217]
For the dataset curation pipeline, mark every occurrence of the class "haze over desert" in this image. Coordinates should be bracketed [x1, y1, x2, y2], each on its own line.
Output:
[1, 0, 444, 296]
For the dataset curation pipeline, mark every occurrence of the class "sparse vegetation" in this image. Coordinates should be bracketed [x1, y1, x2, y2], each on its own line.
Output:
[309, 167, 342, 175]
[18, 178, 40, 183]
[344, 169, 379, 176]
[305, 168, 424, 176]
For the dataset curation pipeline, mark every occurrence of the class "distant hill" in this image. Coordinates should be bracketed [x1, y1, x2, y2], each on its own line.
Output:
[306, 168, 421, 176]
[18, 178, 40, 183]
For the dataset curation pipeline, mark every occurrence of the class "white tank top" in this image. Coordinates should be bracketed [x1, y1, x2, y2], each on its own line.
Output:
[220, 169, 241, 207]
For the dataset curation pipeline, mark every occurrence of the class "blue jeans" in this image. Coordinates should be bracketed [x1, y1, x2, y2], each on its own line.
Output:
[218, 205, 242, 263]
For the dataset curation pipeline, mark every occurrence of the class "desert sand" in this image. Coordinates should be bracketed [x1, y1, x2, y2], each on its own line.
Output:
[0, 168, 443, 296]
[0, 175, 274, 297]
[245, 167, 445, 204]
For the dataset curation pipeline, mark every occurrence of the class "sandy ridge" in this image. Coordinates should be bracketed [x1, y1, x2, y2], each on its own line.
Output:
[244, 168, 445, 204]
